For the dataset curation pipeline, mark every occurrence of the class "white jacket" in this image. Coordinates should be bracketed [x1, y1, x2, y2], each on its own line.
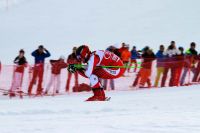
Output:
[163, 49, 181, 57]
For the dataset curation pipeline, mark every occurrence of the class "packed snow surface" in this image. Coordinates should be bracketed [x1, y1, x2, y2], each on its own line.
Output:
[1, 0, 200, 132]
[0, 85, 200, 133]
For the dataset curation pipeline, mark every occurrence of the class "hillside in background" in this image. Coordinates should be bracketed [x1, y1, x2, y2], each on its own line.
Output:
[0, 0, 200, 64]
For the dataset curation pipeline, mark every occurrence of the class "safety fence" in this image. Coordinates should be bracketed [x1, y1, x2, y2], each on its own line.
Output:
[0, 57, 199, 95]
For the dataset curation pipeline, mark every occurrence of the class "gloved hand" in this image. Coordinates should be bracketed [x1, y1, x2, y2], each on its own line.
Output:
[67, 64, 76, 73]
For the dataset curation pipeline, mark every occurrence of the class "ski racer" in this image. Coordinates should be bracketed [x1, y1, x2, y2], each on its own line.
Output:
[67, 45, 126, 101]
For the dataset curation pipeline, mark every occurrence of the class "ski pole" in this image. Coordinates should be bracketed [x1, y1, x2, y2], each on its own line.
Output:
[74, 64, 142, 69]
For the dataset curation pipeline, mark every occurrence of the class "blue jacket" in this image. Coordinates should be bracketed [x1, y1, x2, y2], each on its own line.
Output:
[156, 50, 165, 67]
[32, 49, 51, 64]
[156, 50, 165, 59]
[131, 50, 140, 60]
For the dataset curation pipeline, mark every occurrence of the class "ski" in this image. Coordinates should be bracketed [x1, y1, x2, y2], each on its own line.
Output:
[105, 97, 111, 101]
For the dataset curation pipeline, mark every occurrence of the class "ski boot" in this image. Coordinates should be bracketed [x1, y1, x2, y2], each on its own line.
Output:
[86, 88, 106, 101]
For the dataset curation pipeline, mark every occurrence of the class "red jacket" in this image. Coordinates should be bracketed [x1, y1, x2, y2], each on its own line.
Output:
[121, 49, 131, 62]
[67, 53, 80, 64]
[50, 60, 67, 75]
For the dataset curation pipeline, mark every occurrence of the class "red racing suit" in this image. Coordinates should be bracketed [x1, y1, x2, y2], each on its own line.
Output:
[78, 50, 125, 88]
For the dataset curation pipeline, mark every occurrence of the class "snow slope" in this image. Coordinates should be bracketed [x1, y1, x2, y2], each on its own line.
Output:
[0, 0, 200, 64]
[1, 0, 200, 133]
[0, 86, 200, 133]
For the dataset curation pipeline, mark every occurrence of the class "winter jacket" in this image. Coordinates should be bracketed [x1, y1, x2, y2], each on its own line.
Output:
[131, 50, 140, 60]
[67, 53, 80, 64]
[14, 56, 27, 73]
[141, 52, 156, 69]
[32, 49, 51, 64]
[185, 48, 198, 56]
[121, 49, 131, 63]
[163, 49, 181, 58]
[118, 47, 127, 54]
[184, 48, 198, 68]
[50, 60, 68, 75]
[163, 49, 181, 68]
[156, 50, 165, 67]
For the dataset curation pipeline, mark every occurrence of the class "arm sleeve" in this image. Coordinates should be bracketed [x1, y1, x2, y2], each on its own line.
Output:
[50, 60, 58, 66]
[44, 50, 51, 57]
[31, 50, 37, 57]
[13, 57, 19, 64]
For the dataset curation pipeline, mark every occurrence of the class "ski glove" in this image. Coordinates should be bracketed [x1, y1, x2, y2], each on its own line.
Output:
[67, 64, 76, 73]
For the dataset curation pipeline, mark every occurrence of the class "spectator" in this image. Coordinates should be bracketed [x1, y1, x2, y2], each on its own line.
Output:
[132, 46, 149, 87]
[28, 45, 51, 95]
[118, 42, 127, 54]
[10, 49, 27, 97]
[107, 45, 121, 57]
[139, 49, 156, 88]
[173, 47, 185, 86]
[66, 47, 80, 92]
[45, 56, 67, 95]
[121, 44, 131, 76]
[133, 47, 155, 88]
[128, 46, 140, 73]
[161, 41, 181, 87]
[180, 42, 198, 85]
[154, 45, 165, 87]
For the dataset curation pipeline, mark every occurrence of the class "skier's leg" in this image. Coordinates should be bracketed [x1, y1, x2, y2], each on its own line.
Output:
[86, 74, 106, 101]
